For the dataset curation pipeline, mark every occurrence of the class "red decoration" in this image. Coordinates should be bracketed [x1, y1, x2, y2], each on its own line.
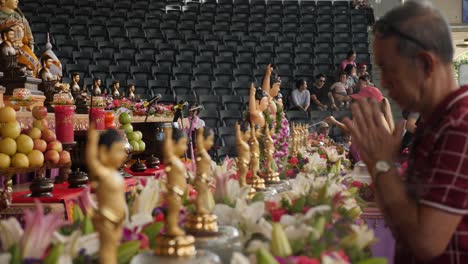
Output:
[89, 107, 105, 130]
[54, 105, 75, 142]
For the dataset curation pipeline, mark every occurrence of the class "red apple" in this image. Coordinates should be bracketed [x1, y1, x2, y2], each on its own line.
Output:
[47, 141, 63, 152]
[44, 150, 60, 164]
[33, 139, 47, 152]
[32, 106, 48, 120]
[32, 119, 49, 131]
[58, 151, 71, 165]
[42, 129, 56, 143]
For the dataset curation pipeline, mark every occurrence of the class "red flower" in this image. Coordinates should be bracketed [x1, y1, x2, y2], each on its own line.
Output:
[351, 181, 362, 188]
[286, 169, 295, 177]
[138, 233, 150, 249]
[265, 201, 278, 211]
[289, 157, 299, 166]
[154, 212, 165, 222]
[246, 170, 253, 179]
[270, 208, 287, 222]
[302, 207, 311, 213]
[295, 256, 320, 264]
[320, 154, 327, 159]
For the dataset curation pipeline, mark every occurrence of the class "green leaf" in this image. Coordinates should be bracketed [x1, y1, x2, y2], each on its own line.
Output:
[291, 196, 306, 213]
[8, 244, 20, 264]
[142, 222, 164, 249]
[256, 248, 279, 264]
[72, 205, 84, 224]
[251, 192, 265, 203]
[82, 215, 94, 235]
[117, 241, 141, 264]
[355, 257, 388, 264]
[43, 243, 64, 264]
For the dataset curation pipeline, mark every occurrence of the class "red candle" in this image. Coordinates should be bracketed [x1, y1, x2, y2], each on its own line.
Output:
[54, 105, 75, 143]
[89, 107, 105, 130]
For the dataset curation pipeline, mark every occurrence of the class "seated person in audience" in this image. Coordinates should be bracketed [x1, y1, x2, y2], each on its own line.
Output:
[355, 74, 372, 94]
[357, 63, 370, 77]
[344, 64, 359, 94]
[310, 73, 330, 111]
[340, 50, 357, 71]
[330, 72, 351, 109]
[290, 79, 310, 112]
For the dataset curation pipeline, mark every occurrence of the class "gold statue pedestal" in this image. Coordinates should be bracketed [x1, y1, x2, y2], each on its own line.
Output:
[247, 186, 257, 200]
[154, 234, 196, 257]
[186, 213, 219, 235]
[247, 177, 266, 191]
[261, 171, 281, 185]
[131, 250, 221, 264]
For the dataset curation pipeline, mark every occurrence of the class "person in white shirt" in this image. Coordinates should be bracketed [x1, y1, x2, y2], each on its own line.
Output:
[290, 79, 310, 111]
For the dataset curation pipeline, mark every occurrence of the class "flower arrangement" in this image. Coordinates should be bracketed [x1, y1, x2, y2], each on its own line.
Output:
[105, 97, 173, 118]
[272, 110, 290, 173]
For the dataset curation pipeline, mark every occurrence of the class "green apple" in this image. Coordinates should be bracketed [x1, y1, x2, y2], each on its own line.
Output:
[127, 131, 138, 142]
[120, 123, 133, 134]
[118, 113, 132, 125]
[130, 140, 140, 152]
[138, 140, 146, 152]
[134, 131, 143, 141]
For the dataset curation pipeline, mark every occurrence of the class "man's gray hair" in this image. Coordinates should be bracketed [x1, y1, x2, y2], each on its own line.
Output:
[374, 0, 453, 64]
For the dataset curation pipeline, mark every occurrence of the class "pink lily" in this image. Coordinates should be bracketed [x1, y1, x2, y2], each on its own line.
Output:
[20, 200, 67, 259]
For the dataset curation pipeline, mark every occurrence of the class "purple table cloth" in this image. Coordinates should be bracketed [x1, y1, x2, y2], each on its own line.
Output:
[362, 207, 395, 264]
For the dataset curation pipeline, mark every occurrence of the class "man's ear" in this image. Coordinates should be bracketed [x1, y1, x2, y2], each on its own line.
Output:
[418, 51, 435, 79]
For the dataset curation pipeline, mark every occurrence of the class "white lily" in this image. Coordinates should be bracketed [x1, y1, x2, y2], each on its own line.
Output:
[213, 199, 267, 239]
[230, 252, 251, 264]
[52, 230, 100, 259]
[214, 158, 245, 204]
[324, 147, 344, 163]
[303, 153, 327, 174]
[322, 253, 350, 264]
[128, 178, 160, 228]
[349, 224, 376, 250]
[288, 174, 312, 197]
[0, 217, 23, 251]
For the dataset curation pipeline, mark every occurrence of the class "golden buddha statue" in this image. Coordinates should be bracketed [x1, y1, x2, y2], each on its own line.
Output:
[0, 0, 39, 76]
[247, 123, 265, 191]
[186, 127, 218, 234]
[290, 123, 298, 156]
[235, 122, 250, 187]
[86, 127, 128, 264]
[155, 127, 195, 257]
[249, 83, 269, 128]
[262, 125, 280, 184]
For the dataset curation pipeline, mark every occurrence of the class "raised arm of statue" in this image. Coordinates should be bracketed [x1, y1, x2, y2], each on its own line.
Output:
[249, 83, 257, 113]
[262, 64, 273, 95]
[86, 125, 110, 181]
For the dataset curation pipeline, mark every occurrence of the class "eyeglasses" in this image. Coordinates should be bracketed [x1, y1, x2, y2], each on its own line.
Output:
[374, 19, 429, 50]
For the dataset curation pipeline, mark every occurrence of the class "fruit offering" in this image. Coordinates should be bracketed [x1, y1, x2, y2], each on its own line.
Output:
[0, 106, 71, 169]
[118, 112, 146, 152]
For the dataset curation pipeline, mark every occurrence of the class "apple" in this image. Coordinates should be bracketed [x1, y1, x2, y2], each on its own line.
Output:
[42, 129, 56, 143]
[44, 150, 60, 164]
[11, 153, 29, 168]
[0, 137, 17, 156]
[32, 106, 48, 120]
[33, 139, 47, 152]
[119, 112, 132, 125]
[32, 119, 49, 131]
[58, 151, 71, 165]
[1, 122, 21, 139]
[138, 140, 146, 152]
[28, 127, 42, 140]
[47, 141, 63, 152]
[120, 123, 133, 134]
[0, 106, 16, 123]
[0, 153, 10, 168]
[28, 150, 44, 167]
[129, 140, 140, 152]
[127, 131, 138, 141]
[134, 131, 143, 141]
[16, 134, 34, 154]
